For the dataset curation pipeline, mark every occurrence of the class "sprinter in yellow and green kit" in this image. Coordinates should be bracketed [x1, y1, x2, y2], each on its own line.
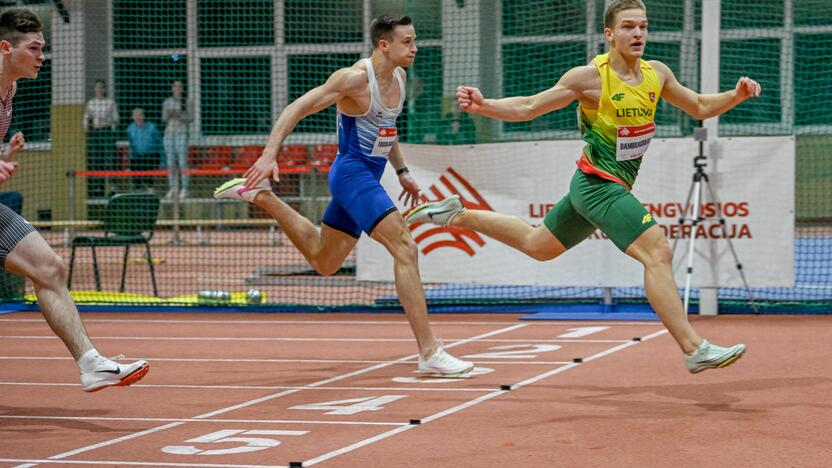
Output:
[407, 0, 761, 374]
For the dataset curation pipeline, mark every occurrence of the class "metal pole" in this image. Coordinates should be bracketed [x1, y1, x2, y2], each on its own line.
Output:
[683, 169, 703, 314]
[66, 169, 76, 248]
[699, 0, 721, 315]
[170, 166, 183, 244]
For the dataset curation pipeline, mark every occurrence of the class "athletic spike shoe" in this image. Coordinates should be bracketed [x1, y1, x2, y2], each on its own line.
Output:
[418, 342, 474, 377]
[213, 177, 270, 203]
[405, 194, 465, 227]
[684, 340, 746, 374]
[81, 355, 150, 392]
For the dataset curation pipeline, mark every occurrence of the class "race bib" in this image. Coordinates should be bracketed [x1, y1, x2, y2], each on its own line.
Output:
[616, 121, 655, 161]
[371, 127, 397, 157]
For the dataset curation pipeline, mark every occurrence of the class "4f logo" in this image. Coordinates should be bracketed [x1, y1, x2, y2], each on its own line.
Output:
[611, 92, 625, 102]
[406, 167, 493, 256]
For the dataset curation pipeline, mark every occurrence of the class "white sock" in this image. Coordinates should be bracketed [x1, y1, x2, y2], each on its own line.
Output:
[77, 348, 103, 373]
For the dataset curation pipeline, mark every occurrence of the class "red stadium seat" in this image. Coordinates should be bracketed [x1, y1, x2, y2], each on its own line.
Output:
[311, 144, 338, 171]
[187, 146, 205, 168]
[200, 145, 233, 170]
[233, 145, 264, 170]
[277, 145, 309, 170]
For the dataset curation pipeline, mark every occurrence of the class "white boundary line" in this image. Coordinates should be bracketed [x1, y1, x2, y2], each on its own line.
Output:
[12, 323, 528, 467]
[302, 329, 669, 466]
[0, 356, 577, 365]
[0, 336, 632, 343]
[0, 382, 496, 392]
[0, 317, 664, 326]
[0, 415, 406, 426]
[2, 460, 286, 468]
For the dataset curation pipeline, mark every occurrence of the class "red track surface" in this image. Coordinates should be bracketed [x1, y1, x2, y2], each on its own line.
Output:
[0, 312, 830, 467]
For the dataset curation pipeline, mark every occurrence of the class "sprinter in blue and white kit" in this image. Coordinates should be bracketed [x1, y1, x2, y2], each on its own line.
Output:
[215, 15, 473, 377]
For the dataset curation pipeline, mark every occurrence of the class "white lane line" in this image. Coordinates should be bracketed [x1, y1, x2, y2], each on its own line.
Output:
[193, 324, 528, 420]
[34, 422, 185, 460]
[0, 318, 662, 326]
[302, 329, 669, 466]
[0, 415, 405, 426]
[0, 382, 496, 392]
[0, 356, 575, 365]
[22, 323, 528, 465]
[0, 336, 630, 343]
[2, 459, 286, 468]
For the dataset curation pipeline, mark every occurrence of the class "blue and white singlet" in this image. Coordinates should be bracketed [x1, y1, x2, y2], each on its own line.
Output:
[322, 58, 406, 237]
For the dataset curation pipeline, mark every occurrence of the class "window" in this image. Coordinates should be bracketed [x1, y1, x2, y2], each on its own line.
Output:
[502, 42, 585, 133]
[795, 34, 832, 126]
[114, 56, 188, 134]
[719, 39, 781, 126]
[503, 0, 585, 37]
[721, 0, 783, 29]
[198, 0, 274, 47]
[113, 0, 186, 50]
[795, 0, 832, 27]
[285, 0, 362, 44]
[201, 57, 272, 135]
[287, 54, 360, 133]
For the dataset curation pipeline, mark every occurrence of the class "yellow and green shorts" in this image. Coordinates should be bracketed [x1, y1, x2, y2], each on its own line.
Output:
[543, 170, 656, 252]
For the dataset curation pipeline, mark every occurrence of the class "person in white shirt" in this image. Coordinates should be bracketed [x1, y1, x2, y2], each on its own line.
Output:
[82, 79, 118, 197]
[162, 80, 191, 199]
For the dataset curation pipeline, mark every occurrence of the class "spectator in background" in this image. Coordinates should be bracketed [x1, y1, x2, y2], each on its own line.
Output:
[162, 79, 191, 199]
[126, 107, 162, 192]
[82, 79, 118, 197]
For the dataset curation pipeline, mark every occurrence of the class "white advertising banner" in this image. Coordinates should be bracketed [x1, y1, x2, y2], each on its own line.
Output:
[357, 137, 794, 288]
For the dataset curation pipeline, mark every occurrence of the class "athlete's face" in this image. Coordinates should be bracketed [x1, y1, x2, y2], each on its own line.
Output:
[381, 25, 417, 68]
[606, 9, 648, 59]
[2, 32, 45, 80]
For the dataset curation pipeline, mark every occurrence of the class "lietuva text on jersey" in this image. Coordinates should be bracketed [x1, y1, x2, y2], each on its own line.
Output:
[615, 108, 654, 118]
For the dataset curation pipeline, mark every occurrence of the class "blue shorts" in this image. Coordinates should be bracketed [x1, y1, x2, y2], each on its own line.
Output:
[322, 155, 397, 238]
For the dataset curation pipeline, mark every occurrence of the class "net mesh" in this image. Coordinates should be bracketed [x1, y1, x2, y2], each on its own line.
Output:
[1, 0, 829, 312]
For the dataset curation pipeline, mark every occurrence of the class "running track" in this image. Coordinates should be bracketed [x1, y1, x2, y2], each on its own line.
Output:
[0, 313, 830, 467]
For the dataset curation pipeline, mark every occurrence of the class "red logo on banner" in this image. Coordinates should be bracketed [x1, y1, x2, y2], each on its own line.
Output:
[405, 167, 494, 256]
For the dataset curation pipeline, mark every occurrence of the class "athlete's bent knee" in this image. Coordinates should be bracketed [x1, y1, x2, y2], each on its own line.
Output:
[641, 239, 673, 268]
[524, 232, 561, 262]
[527, 244, 559, 262]
[391, 236, 419, 267]
[310, 258, 340, 277]
[31, 251, 68, 288]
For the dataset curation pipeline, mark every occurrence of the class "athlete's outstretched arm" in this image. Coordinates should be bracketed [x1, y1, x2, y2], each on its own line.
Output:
[457, 65, 594, 122]
[653, 61, 761, 121]
[244, 68, 365, 186]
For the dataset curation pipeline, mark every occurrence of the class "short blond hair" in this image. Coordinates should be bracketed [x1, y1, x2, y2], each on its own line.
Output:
[604, 0, 647, 28]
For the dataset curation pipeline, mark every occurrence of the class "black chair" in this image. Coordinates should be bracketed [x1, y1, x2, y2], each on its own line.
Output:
[68, 193, 160, 296]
